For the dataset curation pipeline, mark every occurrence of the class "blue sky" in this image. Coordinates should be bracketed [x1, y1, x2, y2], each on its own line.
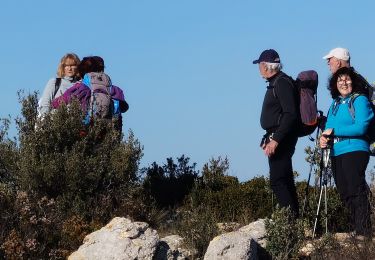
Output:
[1, 0, 374, 181]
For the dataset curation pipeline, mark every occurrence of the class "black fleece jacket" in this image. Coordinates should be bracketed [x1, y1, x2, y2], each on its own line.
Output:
[260, 71, 298, 143]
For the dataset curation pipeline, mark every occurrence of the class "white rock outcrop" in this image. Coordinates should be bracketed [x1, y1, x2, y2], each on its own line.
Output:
[154, 235, 192, 260]
[68, 217, 159, 260]
[204, 219, 267, 260]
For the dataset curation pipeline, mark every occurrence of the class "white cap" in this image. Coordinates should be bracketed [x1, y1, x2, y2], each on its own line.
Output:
[322, 47, 350, 61]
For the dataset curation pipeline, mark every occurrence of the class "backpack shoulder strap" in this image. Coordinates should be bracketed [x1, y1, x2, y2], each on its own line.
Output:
[270, 73, 293, 98]
[53, 78, 62, 98]
[347, 93, 362, 120]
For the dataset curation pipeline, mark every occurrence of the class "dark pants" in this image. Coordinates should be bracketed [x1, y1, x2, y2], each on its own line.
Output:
[268, 135, 299, 217]
[331, 151, 372, 236]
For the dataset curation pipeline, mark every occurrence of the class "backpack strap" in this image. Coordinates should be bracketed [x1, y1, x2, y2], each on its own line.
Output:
[333, 93, 367, 142]
[347, 93, 362, 120]
[53, 78, 62, 98]
[270, 73, 293, 98]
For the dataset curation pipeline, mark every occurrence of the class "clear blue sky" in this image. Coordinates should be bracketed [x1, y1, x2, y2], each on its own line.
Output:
[1, 0, 374, 182]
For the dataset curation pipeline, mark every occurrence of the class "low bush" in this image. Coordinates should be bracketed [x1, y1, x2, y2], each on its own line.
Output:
[265, 206, 305, 259]
[142, 155, 199, 208]
[0, 93, 143, 258]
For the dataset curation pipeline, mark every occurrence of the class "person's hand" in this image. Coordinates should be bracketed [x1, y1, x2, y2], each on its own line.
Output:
[319, 128, 333, 148]
[263, 139, 278, 157]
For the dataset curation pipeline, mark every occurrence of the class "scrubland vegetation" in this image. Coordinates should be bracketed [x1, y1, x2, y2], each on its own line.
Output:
[1, 93, 374, 259]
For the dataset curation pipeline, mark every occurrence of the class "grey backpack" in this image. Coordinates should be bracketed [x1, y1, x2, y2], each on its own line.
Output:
[87, 72, 113, 120]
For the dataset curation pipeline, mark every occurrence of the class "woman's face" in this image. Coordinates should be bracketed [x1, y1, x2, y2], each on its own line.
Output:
[63, 58, 78, 77]
[337, 74, 353, 98]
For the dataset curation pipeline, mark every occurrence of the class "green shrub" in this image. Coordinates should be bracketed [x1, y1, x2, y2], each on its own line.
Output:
[241, 176, 273, 221]
[142, 155, 199, 208]
[265, 206, 305, 259]
[0, 92, 143, 258]
[177, 204, 218, 258]
[187, 157, 273, 224]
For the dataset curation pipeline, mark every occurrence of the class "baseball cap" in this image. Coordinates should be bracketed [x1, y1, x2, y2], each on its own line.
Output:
[252, 49, 280, 64]
[322, 47, 350, 61]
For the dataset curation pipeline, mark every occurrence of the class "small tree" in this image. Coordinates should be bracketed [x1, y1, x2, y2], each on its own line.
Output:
[0, 92, 143, 259]
[142, 155, 199, 208]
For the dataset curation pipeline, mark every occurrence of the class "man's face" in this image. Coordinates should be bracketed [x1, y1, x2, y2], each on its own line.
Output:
[258, 62, 267, 79]
[327, 57, 341, 74]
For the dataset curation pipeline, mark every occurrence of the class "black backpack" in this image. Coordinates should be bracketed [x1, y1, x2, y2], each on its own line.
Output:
[53, 78, 62, 98]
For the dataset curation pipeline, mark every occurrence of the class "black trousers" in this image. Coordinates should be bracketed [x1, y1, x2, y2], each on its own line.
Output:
[268, 135, 299, 217]
[331, 151, 372, 236]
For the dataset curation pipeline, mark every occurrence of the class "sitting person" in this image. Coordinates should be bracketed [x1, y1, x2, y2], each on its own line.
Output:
[51, 56, 129, 132]
[38, 53, 81, 117]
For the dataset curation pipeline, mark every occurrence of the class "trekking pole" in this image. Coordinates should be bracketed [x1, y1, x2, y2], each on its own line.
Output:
[313, 167, 324, 239]
[312, 145, 331, 238]
[301, 111, 325, 218]
[301, 127, 322, 218]
[323, 148, 330, 234]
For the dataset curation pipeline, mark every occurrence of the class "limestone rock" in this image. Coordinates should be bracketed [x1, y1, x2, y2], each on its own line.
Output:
[68, 217, 159, 260]
[217, 222, 241, 233]
[154, 235, 192, 260]
[204, 219, 267, 260]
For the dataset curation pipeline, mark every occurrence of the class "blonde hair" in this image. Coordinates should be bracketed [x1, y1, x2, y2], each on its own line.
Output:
[56, 53, 80, 77]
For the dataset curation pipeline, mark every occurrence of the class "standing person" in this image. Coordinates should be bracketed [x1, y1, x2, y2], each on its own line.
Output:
[253, 49, 300, 217]
[320, 67, 373, 238]
[51, 56, 129, 133]
[323, 47, 372, 90]
[38, 53, 81, 118]
[323, 47, 351, 74]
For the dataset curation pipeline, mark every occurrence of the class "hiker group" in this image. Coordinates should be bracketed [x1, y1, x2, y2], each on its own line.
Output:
[39, 49, 373, 238]
[38, 53, 129, 134]
[255, 47, 374, 238]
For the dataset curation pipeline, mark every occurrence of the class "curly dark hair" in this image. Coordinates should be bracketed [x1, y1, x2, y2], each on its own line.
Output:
[78, 56, 105, 77]
[328, 67, 368, 99]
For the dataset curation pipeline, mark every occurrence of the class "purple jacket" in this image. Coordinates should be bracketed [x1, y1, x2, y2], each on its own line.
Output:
[51, 82, 129, 113]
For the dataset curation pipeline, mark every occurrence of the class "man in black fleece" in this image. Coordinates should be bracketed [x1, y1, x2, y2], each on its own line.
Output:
[253, 49, 299, 217]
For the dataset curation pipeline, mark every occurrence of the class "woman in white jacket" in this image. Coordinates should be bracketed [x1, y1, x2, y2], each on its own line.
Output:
[38, 53, 80, 117]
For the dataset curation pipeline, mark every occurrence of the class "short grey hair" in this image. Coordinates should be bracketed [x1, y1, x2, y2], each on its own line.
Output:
[263, 62, 282, 72]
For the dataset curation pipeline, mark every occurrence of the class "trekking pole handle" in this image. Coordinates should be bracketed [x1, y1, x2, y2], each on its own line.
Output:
[321, 133, 334, 149]
[322, 148, 330, 169]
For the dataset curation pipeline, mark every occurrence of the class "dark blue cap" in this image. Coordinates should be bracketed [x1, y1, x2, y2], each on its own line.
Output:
[252, 49, 280, 64]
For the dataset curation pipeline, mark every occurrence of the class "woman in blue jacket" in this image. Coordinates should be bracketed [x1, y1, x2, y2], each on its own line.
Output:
[320, 67, 373, 237]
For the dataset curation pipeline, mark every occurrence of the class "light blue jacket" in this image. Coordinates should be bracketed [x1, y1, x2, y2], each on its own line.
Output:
[325, 94, 374, 156]
[38, 76, 78, 117]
